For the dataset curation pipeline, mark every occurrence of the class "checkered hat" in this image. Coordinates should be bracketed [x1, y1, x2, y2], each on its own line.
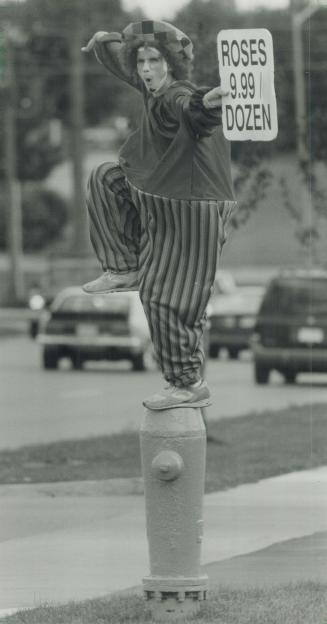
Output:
[122, 20, 193, 61]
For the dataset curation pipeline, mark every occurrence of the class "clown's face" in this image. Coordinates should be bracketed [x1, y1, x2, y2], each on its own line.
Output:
[136, 46, 172, 94]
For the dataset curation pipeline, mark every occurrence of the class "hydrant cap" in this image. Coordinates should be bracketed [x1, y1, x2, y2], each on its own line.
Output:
[151, 450, 184, 481]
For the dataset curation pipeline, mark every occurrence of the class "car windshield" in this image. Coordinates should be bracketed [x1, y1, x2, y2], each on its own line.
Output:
[54, 294, 130, 314]
[261, 278, 327, 315]
[210, 287, 263, 315]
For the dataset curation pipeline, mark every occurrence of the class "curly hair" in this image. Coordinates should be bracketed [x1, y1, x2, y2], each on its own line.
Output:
[119, 39, 193, 83]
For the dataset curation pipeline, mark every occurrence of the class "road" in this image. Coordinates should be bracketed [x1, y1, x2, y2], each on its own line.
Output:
[1, 336, 327, 450]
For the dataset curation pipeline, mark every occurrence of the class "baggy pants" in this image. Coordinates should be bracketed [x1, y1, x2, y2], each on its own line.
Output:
[86, 162, 236, 387]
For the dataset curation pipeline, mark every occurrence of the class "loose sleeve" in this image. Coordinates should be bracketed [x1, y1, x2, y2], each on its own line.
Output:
[185, 87, 222, 138]
[93, 35, 140, 91]
[169, 85, 222, 138]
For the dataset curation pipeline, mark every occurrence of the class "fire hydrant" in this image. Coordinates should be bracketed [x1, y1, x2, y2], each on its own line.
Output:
[140, 406, 208, 621]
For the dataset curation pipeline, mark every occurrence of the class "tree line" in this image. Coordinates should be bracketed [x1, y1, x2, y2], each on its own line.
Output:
[0, 0, 326, 252]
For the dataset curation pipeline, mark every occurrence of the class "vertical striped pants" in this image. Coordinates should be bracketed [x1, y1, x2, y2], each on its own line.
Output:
[86, 162, 235, 387]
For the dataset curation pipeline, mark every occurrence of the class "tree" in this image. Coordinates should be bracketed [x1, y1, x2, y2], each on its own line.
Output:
[0, 186, 69, 252]
[0, 0, 143, 182]
[0, 29, 63, 183]
[0, 0, 144, 259]
[13, 0, 142, 126]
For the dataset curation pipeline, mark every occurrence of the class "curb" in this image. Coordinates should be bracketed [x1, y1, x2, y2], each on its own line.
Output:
[0, 477, 144, 498]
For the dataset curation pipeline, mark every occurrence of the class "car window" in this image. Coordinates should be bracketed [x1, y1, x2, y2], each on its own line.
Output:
[209, 286, 263, 315]
[213, 271, 236, 296]
[54, 294, 130, 314]
[261, 278, 327, 315]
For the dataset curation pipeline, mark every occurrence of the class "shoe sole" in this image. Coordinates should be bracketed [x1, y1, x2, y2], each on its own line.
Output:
[143, 398, 212, 411]
[82, 285, 138, 294]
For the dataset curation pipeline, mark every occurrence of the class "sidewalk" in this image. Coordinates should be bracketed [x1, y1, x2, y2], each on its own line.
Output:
[0, 467, 327, 617]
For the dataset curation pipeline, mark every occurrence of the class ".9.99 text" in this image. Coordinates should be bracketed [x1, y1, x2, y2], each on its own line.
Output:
[230, 72, 256, 99]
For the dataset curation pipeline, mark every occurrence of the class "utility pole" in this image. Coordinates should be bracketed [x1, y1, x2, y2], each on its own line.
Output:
[291, 0, 324, 255]
[291, 1, 317, 167]
[1, 30, 25, 303]
[69, 15, 90, 257]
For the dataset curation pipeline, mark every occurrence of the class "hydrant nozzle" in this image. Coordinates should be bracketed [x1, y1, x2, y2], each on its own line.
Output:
[152, 450, 184, 481]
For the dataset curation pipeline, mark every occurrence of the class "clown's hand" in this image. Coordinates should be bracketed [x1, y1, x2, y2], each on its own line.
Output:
[203, 86, 229, 109]
[81, 31, 122, 53]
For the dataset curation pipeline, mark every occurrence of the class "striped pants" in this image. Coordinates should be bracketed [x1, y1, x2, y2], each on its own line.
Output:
[86, 162, 235, 387]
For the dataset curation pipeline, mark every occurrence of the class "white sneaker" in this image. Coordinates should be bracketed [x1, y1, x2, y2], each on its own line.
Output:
[82, 270, 138, 294]
[143, 381, 211, 411]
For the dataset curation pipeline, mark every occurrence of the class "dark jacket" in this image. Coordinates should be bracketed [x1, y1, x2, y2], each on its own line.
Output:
[94, 40, 235, 201]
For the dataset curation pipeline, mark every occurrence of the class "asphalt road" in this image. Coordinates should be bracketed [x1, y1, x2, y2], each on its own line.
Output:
[1, 336, 327, 450]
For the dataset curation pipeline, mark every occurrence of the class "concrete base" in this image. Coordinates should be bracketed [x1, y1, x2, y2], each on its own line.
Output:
[145, 590, 207, 622]
[143, 575, 208, 622]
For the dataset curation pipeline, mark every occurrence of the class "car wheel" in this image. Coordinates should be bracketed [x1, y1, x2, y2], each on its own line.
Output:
[71, 353, 84, 370]
[43, 347, 59, 370]
[209, 345, 220, 358]
[254, 362, 270, 385]
[284, 370, 296, 385]
[228, 348, 240, 360]
[132, 353, 146, 371]
[29, 320, 39, 339]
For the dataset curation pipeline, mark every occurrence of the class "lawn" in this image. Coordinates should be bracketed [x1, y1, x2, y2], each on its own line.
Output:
[0, 403, 326, 492]
[4, 583, 327, 624]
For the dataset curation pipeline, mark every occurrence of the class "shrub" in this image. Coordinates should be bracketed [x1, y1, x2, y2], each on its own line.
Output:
[0, 185, 69, 252]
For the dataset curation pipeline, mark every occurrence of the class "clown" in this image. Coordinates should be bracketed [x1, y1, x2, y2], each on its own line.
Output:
[82, 20, 237, 410]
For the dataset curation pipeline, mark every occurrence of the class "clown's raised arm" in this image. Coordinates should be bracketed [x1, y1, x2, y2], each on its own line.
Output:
[83, 23, 228, 139]
[82, 30, 138, 87]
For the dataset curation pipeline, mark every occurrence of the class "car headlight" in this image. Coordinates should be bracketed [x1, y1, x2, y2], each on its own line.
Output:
[29, 294, 46, 311]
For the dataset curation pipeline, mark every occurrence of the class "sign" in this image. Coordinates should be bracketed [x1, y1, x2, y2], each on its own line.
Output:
[217, 29, 278, 141]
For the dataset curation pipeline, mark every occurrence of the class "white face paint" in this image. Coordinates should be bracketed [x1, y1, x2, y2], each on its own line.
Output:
[136, 46, 172, 94]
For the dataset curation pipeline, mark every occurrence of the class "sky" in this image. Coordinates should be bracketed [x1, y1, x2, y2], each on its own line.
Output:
[122, 0, 289, 20]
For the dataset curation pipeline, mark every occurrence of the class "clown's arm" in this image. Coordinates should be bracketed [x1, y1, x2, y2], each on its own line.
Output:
[82, 31, 138, 89]
[169, 85, 228, 138]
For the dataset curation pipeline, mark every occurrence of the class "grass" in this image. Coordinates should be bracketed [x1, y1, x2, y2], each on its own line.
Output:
[0, 403, 326, 492]
[4, 583, 327, 623]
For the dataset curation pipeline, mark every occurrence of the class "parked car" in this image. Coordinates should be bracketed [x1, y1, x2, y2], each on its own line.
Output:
[251, 269, 327, 384]
[208, 281, 264, 359]
[37, 287, 156, 371]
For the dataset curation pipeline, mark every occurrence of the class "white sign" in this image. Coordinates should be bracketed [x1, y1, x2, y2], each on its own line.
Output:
[217, 29, 278, 141]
